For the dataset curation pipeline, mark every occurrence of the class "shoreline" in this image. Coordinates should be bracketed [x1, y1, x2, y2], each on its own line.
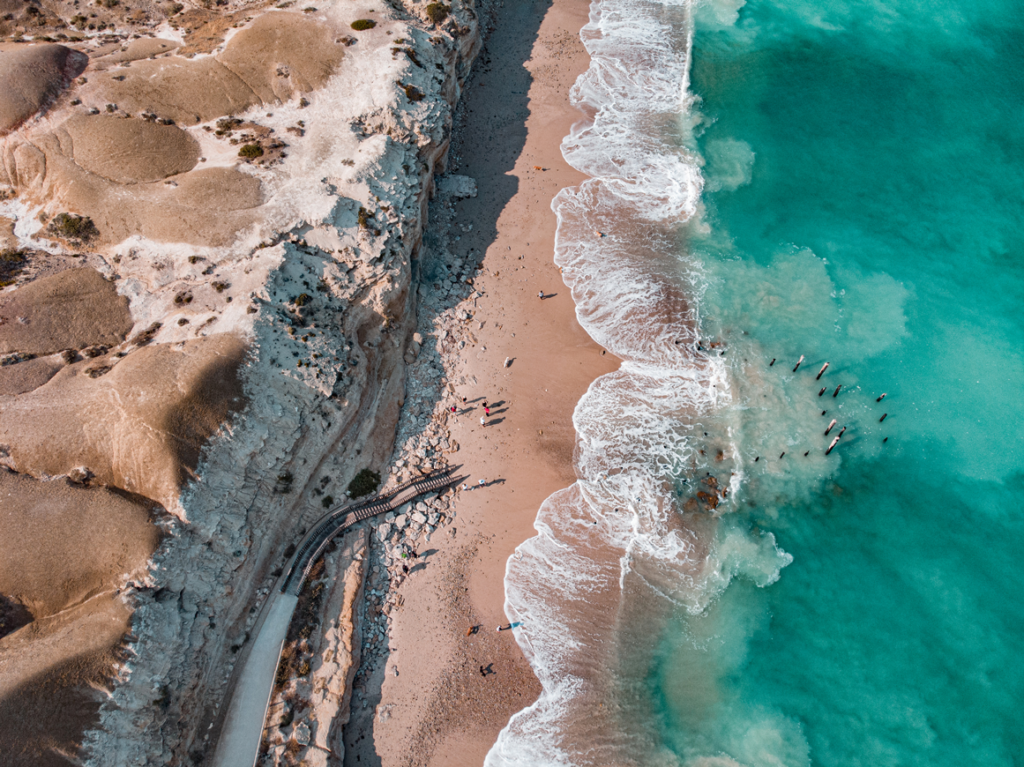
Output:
[344, 0, 615, 763]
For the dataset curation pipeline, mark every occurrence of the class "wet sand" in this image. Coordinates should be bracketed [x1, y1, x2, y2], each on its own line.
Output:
[343, 0, 617, 764]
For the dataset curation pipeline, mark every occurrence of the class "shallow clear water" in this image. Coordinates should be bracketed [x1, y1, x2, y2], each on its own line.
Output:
[488, 0, 1024, 764]
[657, 0, 1024, 763]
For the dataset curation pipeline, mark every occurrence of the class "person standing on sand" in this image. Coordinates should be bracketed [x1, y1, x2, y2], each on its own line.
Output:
[484, 406, 491, 417]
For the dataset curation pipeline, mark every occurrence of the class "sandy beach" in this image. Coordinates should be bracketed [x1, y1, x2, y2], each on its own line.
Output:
[341, 0, 617, 764]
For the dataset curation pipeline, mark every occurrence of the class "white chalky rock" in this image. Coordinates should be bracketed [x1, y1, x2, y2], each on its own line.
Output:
[294, 722, 311, 747]
[394, 514, 408, 529]
[411, 511, 427, 525]
[377, 523, 391, 538]
[427, 513, 440, 526]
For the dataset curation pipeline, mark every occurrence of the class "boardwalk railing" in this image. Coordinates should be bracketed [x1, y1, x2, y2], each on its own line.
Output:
[280, 467, 464, 595]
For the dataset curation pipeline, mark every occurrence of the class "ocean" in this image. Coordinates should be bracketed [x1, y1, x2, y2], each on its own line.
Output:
[487, 0, 1024, 765]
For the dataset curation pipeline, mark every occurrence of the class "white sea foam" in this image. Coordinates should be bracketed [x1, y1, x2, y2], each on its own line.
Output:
[485, 0, 793, 765]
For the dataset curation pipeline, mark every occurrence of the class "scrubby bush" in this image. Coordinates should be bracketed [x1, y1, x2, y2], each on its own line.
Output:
[294, 292, 311, 307]
[321, 494, 334, 508]
[350, 18, 376, 31]
[347, 468, 380, 498]
[401, 82, 424, 102]
[425, 3, 450, 24]
[0, 248, 27, 288]
[357, 206, 375, 229]
[238, 143, 263, 159]
[46, 213, 98, 244]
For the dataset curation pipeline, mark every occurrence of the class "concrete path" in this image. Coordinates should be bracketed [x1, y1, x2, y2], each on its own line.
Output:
[211, 592, 299, 767]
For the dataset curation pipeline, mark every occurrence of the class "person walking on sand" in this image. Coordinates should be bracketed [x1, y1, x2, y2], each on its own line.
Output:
[484, 406, 491, 417]
[480, 416, 486, 428]
[538, 290, 544, 299]
[478, 479, 485, 487]
[497, 623, 513, 631]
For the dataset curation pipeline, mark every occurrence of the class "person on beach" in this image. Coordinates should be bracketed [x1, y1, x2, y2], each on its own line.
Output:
[450, 405, 457, 414]
[538, 291, 544, 299]
[497, 623, 513, 631]
[480, 416, 486, 427]
[484, 406, 490, 417]
[478, 479, 485, 487]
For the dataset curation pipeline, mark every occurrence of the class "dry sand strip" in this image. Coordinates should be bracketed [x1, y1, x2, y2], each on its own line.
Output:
[343, 1, 616, 765]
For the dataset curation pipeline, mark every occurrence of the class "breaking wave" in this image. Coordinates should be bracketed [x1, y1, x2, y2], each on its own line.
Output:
[485, 1, 792, 765]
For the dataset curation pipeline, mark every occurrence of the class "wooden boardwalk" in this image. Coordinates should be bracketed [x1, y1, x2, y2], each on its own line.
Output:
[281, 466, 464, 594]
[212, 466, 464, 767]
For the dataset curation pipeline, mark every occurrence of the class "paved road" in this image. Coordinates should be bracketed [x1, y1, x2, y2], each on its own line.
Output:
[211, 469, 462, 767]
[212, 592, 299, 767]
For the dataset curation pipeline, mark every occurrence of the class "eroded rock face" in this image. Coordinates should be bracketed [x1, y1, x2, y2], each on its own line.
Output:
[0, 471, 160, 767]
[0, 267, 133, 356]
[61, 114, 201, 185]
[0, 44, 88, 136]
[92, 12, 345, 126]
[0, 333, 247, 514]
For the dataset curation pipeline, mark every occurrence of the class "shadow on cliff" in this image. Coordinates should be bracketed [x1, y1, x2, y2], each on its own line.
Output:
[343, 1, 554, 765]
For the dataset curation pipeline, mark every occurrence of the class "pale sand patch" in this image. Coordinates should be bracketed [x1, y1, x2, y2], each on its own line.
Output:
[356, 1, 615, 765]
[0, 471, 160, 767]
[0, 333, 247, 514]
[0, 44, 88, 135]
[0, 267, 133, 356]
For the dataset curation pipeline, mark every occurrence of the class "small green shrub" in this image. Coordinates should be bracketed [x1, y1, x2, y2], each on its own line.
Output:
[238, 143, 263, 159]
[347, 468, 380, 498]
[357, 206, 375, 229]
[46, 213, 98, 244]
[212, 280, 229, 293]
[350, 18, 376, 31]
[297, 660, 311, 677]
[321, 494, 334, 508]
[425, 3, 450, 24]
[294, 292, 311, 307]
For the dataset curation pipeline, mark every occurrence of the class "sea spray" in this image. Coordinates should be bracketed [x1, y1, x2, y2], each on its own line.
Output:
[485, 0, 794, 764]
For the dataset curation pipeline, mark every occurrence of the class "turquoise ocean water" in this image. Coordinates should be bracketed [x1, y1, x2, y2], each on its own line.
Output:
[488, 1, 1024, 765]
[659, 0, 1024, 764]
